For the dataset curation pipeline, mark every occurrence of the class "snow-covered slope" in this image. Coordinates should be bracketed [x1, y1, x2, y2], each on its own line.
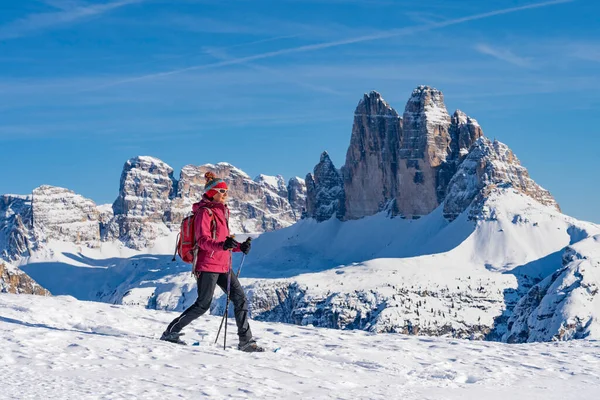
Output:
[245, 187, 596, 275]
[1, 293, 599, 400]
[504, 234, 600, 342]
[17, 186, 600, 342]
[240, 187, 599, 339]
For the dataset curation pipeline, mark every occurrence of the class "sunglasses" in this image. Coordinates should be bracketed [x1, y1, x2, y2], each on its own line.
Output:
[215, 189, 228, 194]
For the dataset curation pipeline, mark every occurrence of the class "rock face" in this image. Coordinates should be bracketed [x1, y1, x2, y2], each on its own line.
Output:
[443, 137, 560, 221]
[306, 152, 345, 222]
[106, 159, 308, 249]
[287, 177, 307, 219]
[396, 85, 452, 216]
[0, 195, 34, 261]
[503, 235, 600, 342]
[32, 185, 101, 247]
[1, 187, 101, 260]
[436, 110, 484, 202]
[1, 261, 50, 295]
[167, 163, 219, 231]
[168, 163, 303, 234]
[342, 91, 402, 219]
[308, 85, 555, 223]
[2, 158, 306, 255]
[338, 86, 484, 221]
[108, 156, 176, 249]
[449, 110, 483, 162]
[253, 173, 297, 231]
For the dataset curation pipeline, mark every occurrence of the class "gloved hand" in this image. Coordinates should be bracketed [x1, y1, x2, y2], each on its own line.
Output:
[223, 236, 239, 251]
[239, 238, 252, 255]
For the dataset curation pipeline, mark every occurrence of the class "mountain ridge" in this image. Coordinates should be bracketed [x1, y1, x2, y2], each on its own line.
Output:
[3, 85, 599, 344]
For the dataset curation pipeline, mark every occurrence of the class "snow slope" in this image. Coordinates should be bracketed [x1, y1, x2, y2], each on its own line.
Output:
[1, 293, 599, 400]
[16, 188, 600, 341]
[504, 234, 600, 342]
[244, 188, 598, 277]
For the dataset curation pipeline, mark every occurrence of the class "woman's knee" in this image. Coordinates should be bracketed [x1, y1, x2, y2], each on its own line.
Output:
[232, 294, 248, 310]
[194, 296, 212, 312]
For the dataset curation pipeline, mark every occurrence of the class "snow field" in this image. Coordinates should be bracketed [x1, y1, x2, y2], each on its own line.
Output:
[1, 294, 599, 400]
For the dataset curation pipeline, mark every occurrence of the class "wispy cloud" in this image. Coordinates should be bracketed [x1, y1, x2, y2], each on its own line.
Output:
[203, 47, 345, 95]
[475, 44, 533, 68]
[570, 43, 600, 63]
[95, 0, 574, 88]
[41, 0, 86, 11]
[223, 35, 300, 50]
[0, 0, 142, 40]
[162, 14, 369, 42]
[404, 11, 446, 25]
[167, 15, 273, 35]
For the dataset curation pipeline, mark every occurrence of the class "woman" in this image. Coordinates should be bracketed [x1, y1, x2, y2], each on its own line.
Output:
[161, 172, 263, 352]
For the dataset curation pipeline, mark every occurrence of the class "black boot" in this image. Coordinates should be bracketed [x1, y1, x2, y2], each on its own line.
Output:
[238, 340, 265, 353]
[160, 331, 186, 345]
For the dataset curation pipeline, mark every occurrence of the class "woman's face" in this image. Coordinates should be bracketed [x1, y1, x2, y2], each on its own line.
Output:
[212, 189, 228, 204]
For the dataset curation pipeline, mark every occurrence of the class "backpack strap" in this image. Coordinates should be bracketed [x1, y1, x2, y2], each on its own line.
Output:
[201, 207, 217, 240]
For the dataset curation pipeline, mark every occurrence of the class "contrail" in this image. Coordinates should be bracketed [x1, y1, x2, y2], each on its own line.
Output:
[204, 47, 344, 95]
[96, 0, 574, 88]
[0, 0, 142, 40]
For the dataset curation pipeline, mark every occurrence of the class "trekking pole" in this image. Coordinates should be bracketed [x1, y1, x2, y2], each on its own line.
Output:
[223, 250, 232, 350]
[214, 239, 251, 347]
[235, 238, 250, 277]
[215, 251, 233, 347]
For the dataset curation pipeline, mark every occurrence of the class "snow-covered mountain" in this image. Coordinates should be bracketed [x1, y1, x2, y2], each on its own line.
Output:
[1, 194, 33, 261]
[242, 187, 598, 340]
[0, 161, 307, 258]
[3, 85, 599, 344]
[504, 234, 600, 342]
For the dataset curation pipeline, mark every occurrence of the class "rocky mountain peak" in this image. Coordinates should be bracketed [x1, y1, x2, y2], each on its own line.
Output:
[107, 157, 176, 248]
[342, 86, 455, 220]
[406, 85, 449, 125]
[343, 91, 402, 220]
[287, 177, 307, 219]
[0, 194, 33, 261]
[32, 185, 101, 247]
[452, 109, 481, 127]
[306, 152, 345, 222]
[113, 156, 177, 215]
[288, 176, 305, 185]
[160, 161, 305, 239]
[443, 137, 560, 221]
[255, 174, 287, 198]
[327, 85, 555, 222]
[355, 91, 398, 118]
[1, 187, 101, 260]
[402, 85, 451, 163]
[319, 151, 334, 165]
[449, 110, 482, 160]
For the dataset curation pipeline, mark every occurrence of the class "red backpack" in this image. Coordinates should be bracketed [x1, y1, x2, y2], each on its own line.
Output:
[172, 207, 216, 265]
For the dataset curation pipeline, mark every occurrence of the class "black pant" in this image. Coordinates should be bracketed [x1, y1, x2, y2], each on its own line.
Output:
[165, 271, 253, 343]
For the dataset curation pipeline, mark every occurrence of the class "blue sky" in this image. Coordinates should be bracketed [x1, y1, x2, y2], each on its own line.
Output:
[0, 0, 599, 223]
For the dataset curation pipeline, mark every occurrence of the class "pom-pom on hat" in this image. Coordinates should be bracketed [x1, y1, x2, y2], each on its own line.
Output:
[204, 171, 228, 198]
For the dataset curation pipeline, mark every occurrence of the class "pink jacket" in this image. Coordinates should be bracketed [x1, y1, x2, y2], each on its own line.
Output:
[193, 196, 240, 274]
